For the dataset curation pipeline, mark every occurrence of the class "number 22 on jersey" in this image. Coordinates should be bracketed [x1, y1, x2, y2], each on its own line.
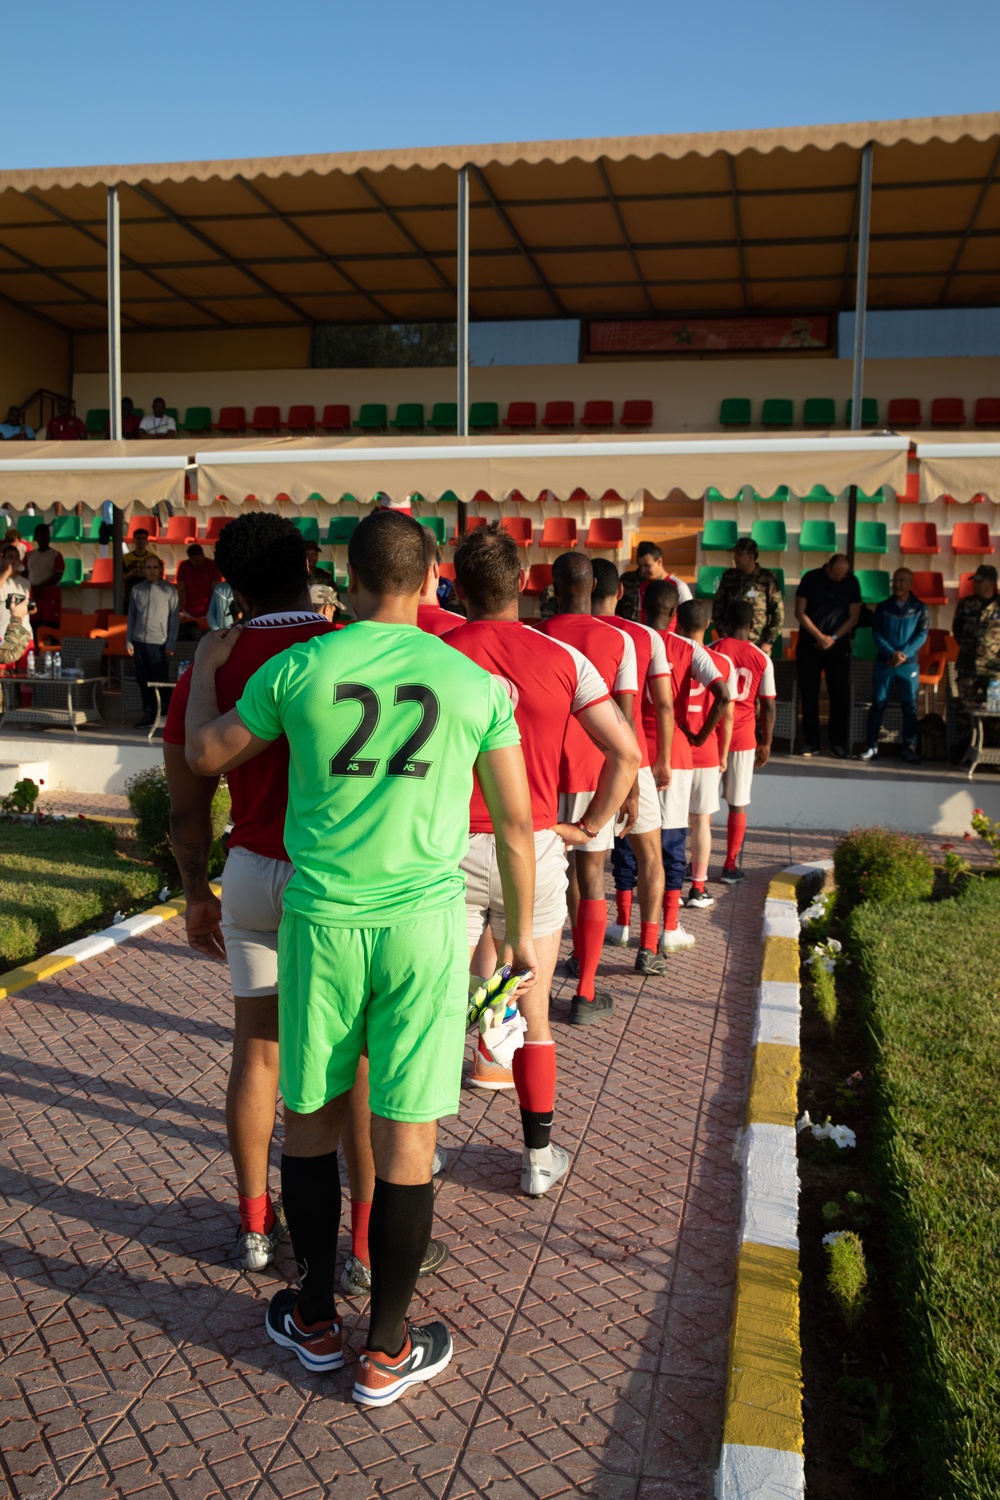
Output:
[329, 681, 440, 780]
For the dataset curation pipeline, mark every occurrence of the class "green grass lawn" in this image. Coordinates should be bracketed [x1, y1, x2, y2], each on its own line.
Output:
[851, 880, 1000, 1499]
[0, 819, 162, 970]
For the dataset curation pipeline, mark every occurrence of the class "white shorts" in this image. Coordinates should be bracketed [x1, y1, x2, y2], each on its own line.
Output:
[557, 791, 618, 854]
[632, 765, 661, 836]
[220, 845, 293, 998]
[722, 748, 756, 808]
[689, 765, 721, 816]
[658, 767, 694, 830]
[463, 828, 568, 944]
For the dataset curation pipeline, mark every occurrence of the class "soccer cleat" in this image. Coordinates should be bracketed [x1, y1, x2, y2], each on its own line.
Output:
[432, 1146, 447, 1175]
[468, 1049, 515, 1090]
[235, 1201, 287, 1273]
[569, 990, 615, 1025]
[606, 922, 631, 946]
[659, 925, 696, 953]
[634, 947, 668, 976]
[859, 745, 877, 762]
[685, 886, 714, 910]
[265, 1288, 344, 1373]
[719, 866, 746, 886]
[353, 1320, 454, 1407]
[341, 1238, 451, 1298]
[521, 1142, 569, 1198]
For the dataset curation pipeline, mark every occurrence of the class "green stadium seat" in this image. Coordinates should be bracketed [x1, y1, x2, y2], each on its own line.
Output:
[85, 408, 109, 437]
[856, 570, 891, 604]
[289, 517, 320, 542]
[180, 406, 212, 434]
[802, 484, 837, 503]
[84, 514, 104, 542]
[852, 626, 878, 660]
[803, 398, 836, 427]
[469, 401, 499, 433]
[695, 566, 725, 599]
[391, 403, 425, 433]
[719, 398, 751, 427]
[769, 567, 786, 593]
[750, 519, 787, 552]
[701, 519, 739, 552]
[428, 403, 457, 432]
[51, 516, 83, 543]
[17, 516, 43, 541]
[855, 486, 887, 504]
[59, 558, 84, 587]
[854, 520, 888, 554]
[761, 399, 793, 428]
[326, 516, 359, 545]
[752, 485, 791, 504]
[0, 514, 6, 539]
[705, 485, 744, 503]
[845, 397, 879, 427]
[799, 519, 837, 552]
[355, 403, 388, 433]
[132, 408, 144, 420]
[165, 407, 179, 426]
[438, 490, 461, 505]
[418, 516, 446, 545]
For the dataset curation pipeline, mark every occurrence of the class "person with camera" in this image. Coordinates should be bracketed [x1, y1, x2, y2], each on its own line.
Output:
[0, 595, 33, 664]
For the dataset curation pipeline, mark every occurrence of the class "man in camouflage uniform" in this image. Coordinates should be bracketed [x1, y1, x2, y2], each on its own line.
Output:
[953, 564, 1000, 744]
[616, 541, 691, 623]
[711, 538, 784, 651]
[0, 595, 32, 664]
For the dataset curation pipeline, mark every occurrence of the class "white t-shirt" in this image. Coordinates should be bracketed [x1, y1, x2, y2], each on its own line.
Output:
[138, 413, 177, 436]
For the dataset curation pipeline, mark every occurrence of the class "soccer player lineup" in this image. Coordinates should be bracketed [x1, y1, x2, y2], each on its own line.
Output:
[165, 506, 774, 1406]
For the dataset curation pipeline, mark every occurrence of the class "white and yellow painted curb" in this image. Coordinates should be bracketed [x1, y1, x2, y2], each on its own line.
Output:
[715, 860, 833, 1500]
[0, 883, 221, 1004]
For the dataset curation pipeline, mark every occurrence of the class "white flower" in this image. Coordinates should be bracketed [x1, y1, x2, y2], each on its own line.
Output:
[112, 910, 123, 925]
[823, 1231, 847, 1246]
[796, 1111, 814, 1133]
[159, 885, 170, 903]
[827, 1124, 857, 1149]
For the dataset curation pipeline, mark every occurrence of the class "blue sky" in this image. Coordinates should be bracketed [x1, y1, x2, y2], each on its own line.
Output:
[4, 0, 998, 170]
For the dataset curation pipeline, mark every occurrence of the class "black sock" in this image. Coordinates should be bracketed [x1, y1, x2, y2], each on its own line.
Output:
[280, 1151, 341, 1325]
[520, 1107, 553, 1150]
[366, 1178, 433, 1357]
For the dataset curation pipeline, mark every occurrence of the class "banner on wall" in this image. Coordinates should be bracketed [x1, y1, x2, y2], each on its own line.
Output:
[588, 315, 831, 356]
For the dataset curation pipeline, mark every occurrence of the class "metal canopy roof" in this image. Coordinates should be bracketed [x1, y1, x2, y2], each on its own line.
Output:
[0, 112, 997, 335]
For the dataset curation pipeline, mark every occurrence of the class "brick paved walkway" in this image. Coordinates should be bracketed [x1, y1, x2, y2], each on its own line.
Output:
[0, 829, 831, 1500]
[39, 792, 132, 819]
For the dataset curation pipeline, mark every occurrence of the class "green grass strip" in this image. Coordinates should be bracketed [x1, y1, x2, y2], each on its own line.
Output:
[850, 880, 1000, 1499]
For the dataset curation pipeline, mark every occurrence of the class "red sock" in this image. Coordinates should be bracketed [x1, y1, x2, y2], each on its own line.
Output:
[238, 1189, 273, 1236]
[640, 920, 659, 951]
[351, 1199, 372, 1267]
[691, 880, 705, 894]
[615, 889, 633, 927]
[574, 898, 606, 999]
[725, 812, 747, 868]
[512, 1040, 556, 1113]
[478, 1033, 493, 1061]
[663, 890, 681, 932]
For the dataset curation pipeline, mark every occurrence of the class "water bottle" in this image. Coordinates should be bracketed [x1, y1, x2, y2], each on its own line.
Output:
[52, 651, 62, 679]
[25, 648, 35, 676]
[988, 678, 1000, 714]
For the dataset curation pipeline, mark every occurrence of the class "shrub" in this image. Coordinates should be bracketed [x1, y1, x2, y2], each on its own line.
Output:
[125, 766, 231, 883]
[1, 776, 41, 815]
[825, 1230, 868, 1328]
[833, 826, 933, 914]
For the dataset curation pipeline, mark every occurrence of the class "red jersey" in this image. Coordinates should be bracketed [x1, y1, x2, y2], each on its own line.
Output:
[643, 632, 722, 770]
[535, 614, 637, 793]
[417, 602, 462, 636]
[686, 645, 737, 769]
[639, 572, 692, 632]
[714, 635, 776, 753]
[163, 611, 333, 860]
[596, 614, 669, 768]
[177, 558, 222, 618]
[447, 619, 607, 830]
[46, 414, 88, 440]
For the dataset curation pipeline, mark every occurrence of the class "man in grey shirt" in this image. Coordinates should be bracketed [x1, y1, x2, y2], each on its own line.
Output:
[127, 555, 179, 726]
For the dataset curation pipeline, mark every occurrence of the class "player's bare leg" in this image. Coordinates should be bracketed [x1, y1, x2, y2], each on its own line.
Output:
[227, 994, 282, 1269]
[687, 812, 715, 908]
[629, 828, 667, 972]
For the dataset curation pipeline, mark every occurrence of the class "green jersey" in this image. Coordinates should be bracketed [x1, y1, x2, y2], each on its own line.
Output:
[236, 619, 519, 926]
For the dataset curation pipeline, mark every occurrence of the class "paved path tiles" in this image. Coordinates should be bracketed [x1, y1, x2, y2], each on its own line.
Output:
[0, 829, 831, 1500]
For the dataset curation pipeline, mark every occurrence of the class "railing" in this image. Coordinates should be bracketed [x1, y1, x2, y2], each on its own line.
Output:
[16, 388, 74, 434]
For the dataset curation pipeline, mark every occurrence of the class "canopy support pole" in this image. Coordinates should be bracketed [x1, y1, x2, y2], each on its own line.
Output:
[107, 186, 122, 442]
[848, 142, 873, 569]
[456, 167, 469, 536]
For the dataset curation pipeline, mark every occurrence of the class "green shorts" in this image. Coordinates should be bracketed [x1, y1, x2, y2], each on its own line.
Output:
[277, 899, 469, 1121]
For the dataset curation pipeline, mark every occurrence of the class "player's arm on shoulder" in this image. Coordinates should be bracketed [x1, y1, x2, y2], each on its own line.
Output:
[475, 743, 539, 992]
[184, 627, 271, 775]
[163, 741, 225, 961]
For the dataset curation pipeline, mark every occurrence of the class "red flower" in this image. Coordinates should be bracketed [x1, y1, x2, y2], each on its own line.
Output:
[973, 807, 984, 817]
[940, 843, 954, 851]
[964, 831, 973, 841]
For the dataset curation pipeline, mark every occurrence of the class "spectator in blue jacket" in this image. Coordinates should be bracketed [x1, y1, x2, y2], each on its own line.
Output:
[860, 567, 929, 764]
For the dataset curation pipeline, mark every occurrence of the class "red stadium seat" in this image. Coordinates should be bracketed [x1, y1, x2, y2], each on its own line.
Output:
[524, 564, 553, 595]
[931, 397, 965, 427]
[156, 514, 200, 546]
[910, 571, 948, 606]
[213, 406, 246, 433]
[500, 516, 533, 547]
[541, 401, 574, 431]
[285, 405, 316, 432]
[438, 561, 456, 581]
[248, 406, 281, 432]
[887, 398, 922, 428]
[581, 400, 614, 431]
[503, 402, 537, 433]
[899, 521, 940, 555]
[125, 516, 159, 541]
[584, 518, 624, 551]
[451, 516, 488, 546]
[85, 558, 115, 587]
[204, 516, 233, 542]
[620, 399, 653, 430]
[540, 517, 578, 549]
[951, 521, 994, 554]
[958, 571, 977, 599]
[317, 404, 351, 433]
[974, 397, 1000, 428]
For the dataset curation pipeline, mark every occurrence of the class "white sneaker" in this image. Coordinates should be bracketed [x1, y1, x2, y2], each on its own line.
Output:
[520, 1143, 569, 1198]
[607, 922, 631, 946]
[659, 925, 696, 953]
[859, 745, 877, 762]
[432, 1146, 447, 1175]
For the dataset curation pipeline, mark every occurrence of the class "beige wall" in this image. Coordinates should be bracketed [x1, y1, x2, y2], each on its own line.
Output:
[0, 303, 71, 410]
[73, 327, 311, 375]
[72, 354, 999, 434]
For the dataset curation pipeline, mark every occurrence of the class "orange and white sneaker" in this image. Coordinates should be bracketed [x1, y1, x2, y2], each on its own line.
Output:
[353, 1320, 453, 1407]
[265, 1288, 344, 1373]
[469, 1048, 515, 1090]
